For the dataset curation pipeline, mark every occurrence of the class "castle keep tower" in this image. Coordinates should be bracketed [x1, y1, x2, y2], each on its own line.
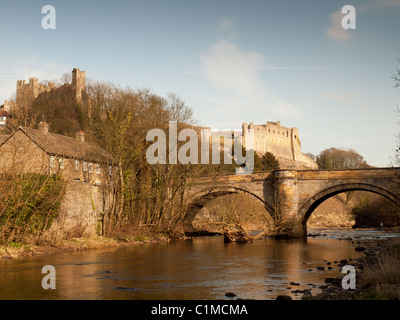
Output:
[72, 68, 86, 104]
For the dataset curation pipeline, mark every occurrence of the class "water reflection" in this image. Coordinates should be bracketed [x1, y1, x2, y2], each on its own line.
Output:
[0, 229, 396, 300]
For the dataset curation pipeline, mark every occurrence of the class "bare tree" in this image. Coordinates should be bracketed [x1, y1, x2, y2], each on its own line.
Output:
[317, 147, 370, 203]
[316, 147, 369, 169]
[87, 81, 203, 236]
[200, 193, 274, 242]
[60, 72, 72, 85]
[392, 58, 400, 166]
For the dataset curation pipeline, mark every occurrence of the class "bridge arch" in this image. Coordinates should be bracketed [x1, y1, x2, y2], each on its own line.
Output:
[298, 182, 400, 231]
[183, 186, 271, 230]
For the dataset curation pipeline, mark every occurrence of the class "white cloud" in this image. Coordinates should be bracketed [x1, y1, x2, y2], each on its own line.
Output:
[326, 9, 353, 41]
[217, 17, 235, 34]
[201, 39, 265, 96]
[200, 39, 302, 126]
[320, 91, 358, 103]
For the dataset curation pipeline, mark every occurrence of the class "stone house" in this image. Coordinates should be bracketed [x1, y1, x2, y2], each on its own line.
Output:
[0, 121, 112, 183]
[0, 121, 115, 238]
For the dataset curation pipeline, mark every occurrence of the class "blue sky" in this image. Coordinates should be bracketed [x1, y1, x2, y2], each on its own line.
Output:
[1, 0, 400, 167]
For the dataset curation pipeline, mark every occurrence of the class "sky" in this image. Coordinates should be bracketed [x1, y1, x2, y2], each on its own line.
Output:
[0, 0, 400, 167]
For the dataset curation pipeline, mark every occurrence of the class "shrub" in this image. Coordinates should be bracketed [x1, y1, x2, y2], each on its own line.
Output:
[0, 173, 65, 244]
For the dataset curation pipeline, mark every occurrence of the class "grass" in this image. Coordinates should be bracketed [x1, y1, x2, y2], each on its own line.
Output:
[359, 240, 400, 300]
[0, 229, 173, 259]
[0, 241, 33, 258]
[56, 235, 120, 250]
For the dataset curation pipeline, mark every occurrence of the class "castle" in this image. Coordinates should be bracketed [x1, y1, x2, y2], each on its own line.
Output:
[242, 121, 317, 169]
[15, 68, 86, 110]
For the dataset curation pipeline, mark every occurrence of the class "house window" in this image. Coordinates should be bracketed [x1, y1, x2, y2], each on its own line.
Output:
[96, 163, 100, 174]
[88, 162, 93, 173]
[75, 160, 79, 171]
[59, 158, 64, 169]
[50, 156, 55, 168]
[83, 161, 87, 172]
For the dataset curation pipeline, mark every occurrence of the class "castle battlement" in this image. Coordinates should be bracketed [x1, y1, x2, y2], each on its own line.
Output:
[16, 77, 56, 108]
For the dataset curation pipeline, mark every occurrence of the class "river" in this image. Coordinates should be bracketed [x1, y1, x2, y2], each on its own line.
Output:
[0, 228, 398, 300]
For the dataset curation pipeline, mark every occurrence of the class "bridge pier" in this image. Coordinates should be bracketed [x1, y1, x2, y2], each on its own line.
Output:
[272, 170, 306, 237]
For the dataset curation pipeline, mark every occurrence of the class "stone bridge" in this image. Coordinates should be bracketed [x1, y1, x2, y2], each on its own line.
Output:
[184, 168, 400, 237]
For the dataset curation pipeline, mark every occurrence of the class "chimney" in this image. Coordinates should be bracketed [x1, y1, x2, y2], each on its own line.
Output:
[38, 121, 49, 135]
[75, 130, 85, 142]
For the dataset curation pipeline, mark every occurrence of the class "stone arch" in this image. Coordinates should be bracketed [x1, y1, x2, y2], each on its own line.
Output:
[298, 183, 400, 232]
[183, 186, 270, 231]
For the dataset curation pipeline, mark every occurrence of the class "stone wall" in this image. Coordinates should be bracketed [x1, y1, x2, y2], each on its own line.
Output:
[0, 130, 49, 174]
[47, 181, 110, 239]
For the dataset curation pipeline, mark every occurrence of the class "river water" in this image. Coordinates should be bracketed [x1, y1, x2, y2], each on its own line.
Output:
[0, 228, 398, 300]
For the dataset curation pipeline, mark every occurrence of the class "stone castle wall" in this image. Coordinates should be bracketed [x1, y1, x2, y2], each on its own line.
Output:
[242, 121, 317, 169]
[16, 78, 56, 109]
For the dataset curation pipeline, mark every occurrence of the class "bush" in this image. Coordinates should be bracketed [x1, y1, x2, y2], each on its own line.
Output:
[0, 173, 65, 244]
[254, 151, 280, 171]
[351, 196, 400, 228]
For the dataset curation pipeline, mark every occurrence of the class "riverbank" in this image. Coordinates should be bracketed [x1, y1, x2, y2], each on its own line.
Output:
[0, 231, 180, 259]
[305, 235, 400, 300]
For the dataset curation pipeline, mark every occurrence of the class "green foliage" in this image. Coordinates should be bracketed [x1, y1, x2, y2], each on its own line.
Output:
[254, 151, 280, 171]
[0, 173, 65, 244]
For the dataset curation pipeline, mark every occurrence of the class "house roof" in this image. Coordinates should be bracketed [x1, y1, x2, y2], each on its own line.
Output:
[0, 134, 8, 144]
[1, 127, 112, 164]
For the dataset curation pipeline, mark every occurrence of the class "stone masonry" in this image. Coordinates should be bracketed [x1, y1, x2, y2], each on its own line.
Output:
[242, 121, 318, 169]
[184, 168, 400, 237]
